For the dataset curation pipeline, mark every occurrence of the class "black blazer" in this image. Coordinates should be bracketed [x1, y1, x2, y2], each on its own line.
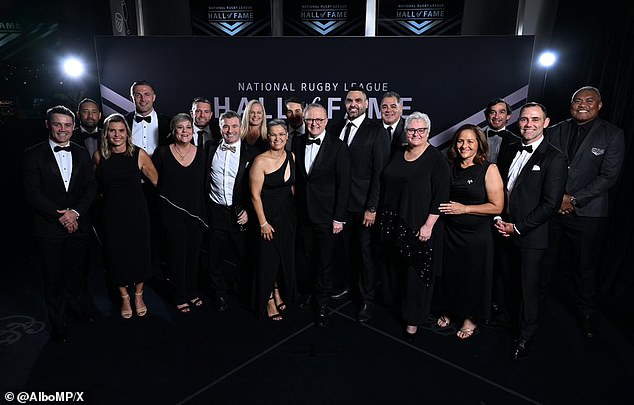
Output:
[497, 138, 567, 249]
[204, 139, 257, 213]
[124, 111, 172, 147]
[383, 118, 407, 158]
[546, 117, 624, 217]
[294, 132, 351, 225]
[332, 117, 390, 212]
[23, 141, 97, 238]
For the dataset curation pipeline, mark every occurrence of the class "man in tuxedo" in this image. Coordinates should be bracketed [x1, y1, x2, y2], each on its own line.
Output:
[482, 98, 520, 325]
[494, 102, 567, 359]
[380, 91, 407, 158]
[70, 98, 102, 159]
[294, 103, 351, 326]
[284, 97, 306, 151]
[334, 87, 390, 322]
[205, 111, 257, 311]
[545, 86, 625, 338]
[23, 105, 97, 344]
[125, 80, 171, 275]
[124, 80, 171, 155]
[483, 98, 520, 163]
[190, 96, 219, 149]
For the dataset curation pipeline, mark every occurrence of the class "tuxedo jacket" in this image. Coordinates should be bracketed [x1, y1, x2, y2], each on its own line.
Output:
[332, 117, 390, 212]
[484, 127, 520, 163]
[546, 117, 624, 217]
[204, 139, 257, 215]
[124, 111, 172, 147]
[497, 138, 567, 249]
[381, 118, 407, 158]
[293, 132, 351, 225]
[70, 127, 101, 147]
[23, 141, 97, 238]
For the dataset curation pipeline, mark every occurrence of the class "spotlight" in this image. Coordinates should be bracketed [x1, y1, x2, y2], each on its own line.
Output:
[538, 51, 557, 68]
[62, 57, 85, 78]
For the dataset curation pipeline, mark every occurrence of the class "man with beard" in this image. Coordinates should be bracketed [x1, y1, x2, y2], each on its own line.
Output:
[284, 97, 307, 151]
[71, 98, 102, 159]
[190, 96, 219, 149]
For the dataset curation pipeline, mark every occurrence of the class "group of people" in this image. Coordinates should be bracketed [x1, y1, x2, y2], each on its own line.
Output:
[24, 83, 624, 361]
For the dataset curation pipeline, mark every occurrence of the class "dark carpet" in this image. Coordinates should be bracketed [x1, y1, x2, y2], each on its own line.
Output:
[2, 244, 633, 405]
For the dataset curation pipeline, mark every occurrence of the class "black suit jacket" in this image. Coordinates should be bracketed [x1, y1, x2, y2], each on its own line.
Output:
[294, 132, 351, 225]
[545, 117, 624, 217]
[380, 118, 407, 158]
[125, 111, 172, 147]
[204, 139, 257, 216]
[497, 138, 567, 249]
[23, 141, 97, 238]
[332, 116, 390, 212]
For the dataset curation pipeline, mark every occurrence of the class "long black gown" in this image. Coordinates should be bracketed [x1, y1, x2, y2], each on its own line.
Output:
[379, 146, 450, 325]
[256, 151, 297, 316]
[97, 148, 152, 286]
[441, 161, 494, 323]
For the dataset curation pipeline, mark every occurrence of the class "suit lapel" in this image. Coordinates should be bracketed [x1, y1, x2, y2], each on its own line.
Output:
[308, 135, 329, 177]
[513, 141, 546, 190]
[46, 147, 67, 191]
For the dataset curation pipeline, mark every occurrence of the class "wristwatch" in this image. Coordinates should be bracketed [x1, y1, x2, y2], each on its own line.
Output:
[570, 196, 577, 207]
[367, 207, 377, 213]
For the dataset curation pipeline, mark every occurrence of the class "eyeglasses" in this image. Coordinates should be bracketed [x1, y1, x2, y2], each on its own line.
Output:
[405, 127, 429, 135]
[305, 118, 326, 124]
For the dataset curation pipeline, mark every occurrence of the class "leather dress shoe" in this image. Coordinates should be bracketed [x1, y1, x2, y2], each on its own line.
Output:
[512, 338, 532, 360]
[50, 329, 69, 344]
[581, 315, 596, 338]
[214, 296, 228, 312]
[316, 304, 329, 327]
[330, 288, 350, 300]
[357, 303, 372, 323]
[68, 310, 94, 323]
[298, 293, 313, 309]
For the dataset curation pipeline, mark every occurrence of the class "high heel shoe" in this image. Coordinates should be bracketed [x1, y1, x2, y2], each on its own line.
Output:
[121, 295, 132, 319]
[135, 292, 147, 317]
[267, 296, 282, 321]
[273, 287, 286, 312]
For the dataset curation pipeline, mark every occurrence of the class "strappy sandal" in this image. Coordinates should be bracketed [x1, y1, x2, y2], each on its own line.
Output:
[135, 292, 147, 317]
[121, 295, 132, 319]
[437, 315, 451, 328]
[273, 287, 286, 312]
[267, 296, 282, 321]
[190, 297, 203, 307]
[176, 302, 191, 313]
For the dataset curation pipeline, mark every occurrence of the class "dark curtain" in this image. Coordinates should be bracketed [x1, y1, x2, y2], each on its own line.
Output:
[544, 2, 634, 335]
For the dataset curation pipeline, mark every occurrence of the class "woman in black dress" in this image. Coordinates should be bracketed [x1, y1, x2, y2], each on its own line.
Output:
[152, 113, 208, 313]
[249, 119, 297, 320]
[94, 113, 158, 319]
[379, 111, 450, 340]
[437, 124, 504, 339]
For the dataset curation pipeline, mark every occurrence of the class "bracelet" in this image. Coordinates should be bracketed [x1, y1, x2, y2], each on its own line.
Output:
[260, 221, 268, 228]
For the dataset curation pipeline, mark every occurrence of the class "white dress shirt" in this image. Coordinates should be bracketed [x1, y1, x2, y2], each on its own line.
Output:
[50, 140, 73, 192]
[131, 110, 159, 156]
[339, 114, 365, 146]
[210, 139, 241, 206]
[305, 131, 326, 174]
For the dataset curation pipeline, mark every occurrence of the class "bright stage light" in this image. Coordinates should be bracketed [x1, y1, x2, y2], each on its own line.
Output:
[538, 51, 557, 68]
[62, 57, 85, 78]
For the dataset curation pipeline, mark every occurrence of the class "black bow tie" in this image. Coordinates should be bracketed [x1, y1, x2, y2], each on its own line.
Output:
[306, 137, 321, 145]
[54, 145, 72, 153]
[135, 115, 151, 123]
[488, 129, 502, 137]
[518, 144, 533, 153]
[220, 144, 237, 153]
[83, 131, 100, 139]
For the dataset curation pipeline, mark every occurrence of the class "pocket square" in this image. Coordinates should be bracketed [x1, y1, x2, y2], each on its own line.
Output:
[591, 147, 605, 156]
[531, 165, 541, 171]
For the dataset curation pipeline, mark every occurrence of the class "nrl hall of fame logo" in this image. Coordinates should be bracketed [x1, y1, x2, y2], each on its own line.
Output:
[301, 4, 348, 35]
[207, 5, 254, 36]
[395, 3, 446, 35]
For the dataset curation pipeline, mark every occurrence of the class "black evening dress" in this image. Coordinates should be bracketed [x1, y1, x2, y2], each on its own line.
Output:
[379, 146, 449, 325]
[97, 148, 152, 286]
[256, 151, 297, 316]
[441, 161, 494, 323]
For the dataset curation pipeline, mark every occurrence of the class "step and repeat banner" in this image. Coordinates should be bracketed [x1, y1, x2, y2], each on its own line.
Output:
[95, 35, 534, 148]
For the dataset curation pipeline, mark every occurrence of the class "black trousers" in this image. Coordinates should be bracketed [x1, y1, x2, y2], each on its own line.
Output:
[208, 204, 247, 300]
[547, 215, 606, 316]
[299, 219, 336, 306]
[498, 238, 543, 341]
[37, 233, 88, 334]
[341, 211, 378, 304]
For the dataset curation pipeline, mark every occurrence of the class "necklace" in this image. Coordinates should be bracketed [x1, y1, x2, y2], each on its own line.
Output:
[172, 144, 192, 160]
